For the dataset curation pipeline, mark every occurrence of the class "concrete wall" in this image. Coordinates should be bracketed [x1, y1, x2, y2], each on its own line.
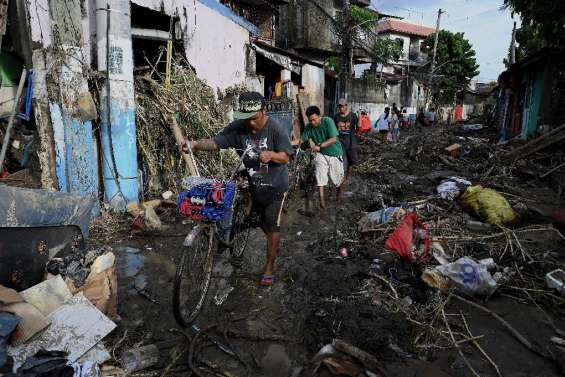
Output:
[302, 63, 325, 113]
[277, 0, 338, 56]
[128, 0, 252, 93]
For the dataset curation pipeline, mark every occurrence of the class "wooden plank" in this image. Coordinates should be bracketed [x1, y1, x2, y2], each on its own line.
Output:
[505, 123, 565, 160]
[170, 116, 198, 176]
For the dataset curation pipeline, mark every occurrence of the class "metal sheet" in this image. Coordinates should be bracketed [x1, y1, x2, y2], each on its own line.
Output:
[253, 45, 301, 75]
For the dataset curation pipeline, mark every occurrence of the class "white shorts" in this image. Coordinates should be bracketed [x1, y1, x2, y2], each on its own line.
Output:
[314, 153, 345, 187]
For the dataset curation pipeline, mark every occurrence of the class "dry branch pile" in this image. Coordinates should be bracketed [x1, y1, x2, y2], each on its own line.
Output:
[135, 60, 239, 195]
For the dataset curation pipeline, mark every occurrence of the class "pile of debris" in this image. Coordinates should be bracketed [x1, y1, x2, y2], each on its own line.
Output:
[0, 246, 119, 376]
[135, 58, 240, 195]
[299, 123, 565, 376]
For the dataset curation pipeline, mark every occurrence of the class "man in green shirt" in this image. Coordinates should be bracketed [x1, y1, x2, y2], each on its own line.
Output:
[300, 106, 345, 209]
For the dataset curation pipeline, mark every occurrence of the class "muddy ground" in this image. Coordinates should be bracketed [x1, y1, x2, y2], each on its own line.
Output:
[91, 124, 565, 377]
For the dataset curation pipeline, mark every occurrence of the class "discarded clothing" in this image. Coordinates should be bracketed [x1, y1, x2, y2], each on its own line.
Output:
[16, 350, 74, 377]
[436, 177, 471, 200]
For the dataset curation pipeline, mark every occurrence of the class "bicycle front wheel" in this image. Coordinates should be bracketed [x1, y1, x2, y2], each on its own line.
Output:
[173, 225, 215, 327]
[230, 199, 250, 261]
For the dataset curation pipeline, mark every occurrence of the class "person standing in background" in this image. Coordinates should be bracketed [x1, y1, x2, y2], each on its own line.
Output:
[374, 107, 391, 143]
[357, 111, 372, 134]
[333, 98, 358, 178]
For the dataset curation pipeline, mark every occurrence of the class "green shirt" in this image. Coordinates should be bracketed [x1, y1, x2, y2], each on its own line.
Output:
[302, 117, 343, 157]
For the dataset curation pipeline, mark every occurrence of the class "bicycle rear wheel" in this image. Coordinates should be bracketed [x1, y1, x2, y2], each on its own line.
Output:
[173, 225, 215, 327]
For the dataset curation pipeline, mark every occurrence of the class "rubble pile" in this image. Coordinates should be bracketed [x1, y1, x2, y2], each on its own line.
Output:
[135, 58, 240, 195]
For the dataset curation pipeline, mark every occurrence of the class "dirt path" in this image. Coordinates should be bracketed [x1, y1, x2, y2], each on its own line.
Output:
[94, 125, 565, 377]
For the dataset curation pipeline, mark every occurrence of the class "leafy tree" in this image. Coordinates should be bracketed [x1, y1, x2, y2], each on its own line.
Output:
[372, 38, 403, 65]
[350, 5, 375, 32]
[421, 30, 479, 103]
[326, 56, 342, 74]
[503, 0, 565, 50]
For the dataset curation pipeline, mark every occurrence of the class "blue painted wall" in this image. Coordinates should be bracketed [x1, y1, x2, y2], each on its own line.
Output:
[99, 100, 139, 211]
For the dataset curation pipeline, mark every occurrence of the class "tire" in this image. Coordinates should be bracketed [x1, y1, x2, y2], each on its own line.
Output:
[230, 199, 250, 262]
[173, 226, 215, 327]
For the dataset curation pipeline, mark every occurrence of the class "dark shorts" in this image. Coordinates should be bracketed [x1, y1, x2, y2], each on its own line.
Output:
[338, 137, 358, 167]
[344, 148, 358, 166]
[379, 130, 389, 134]
[252, 194, 286, 233]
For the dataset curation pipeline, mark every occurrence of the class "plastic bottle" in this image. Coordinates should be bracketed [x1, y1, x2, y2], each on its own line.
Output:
[466, 220, 494, 232]
[121, 344, 160, 373]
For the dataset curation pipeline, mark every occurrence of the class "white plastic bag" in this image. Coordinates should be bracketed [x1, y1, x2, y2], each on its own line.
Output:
[433, 256, 499, 296]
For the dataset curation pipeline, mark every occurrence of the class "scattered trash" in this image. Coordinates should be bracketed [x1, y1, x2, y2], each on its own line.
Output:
[121, 344, 160, 373]
[8, 293, 116, 370]
[127, 200, 164, 232]
[20, 275, 73, 316]
[297, 231, 303, 236]
[77, 252, 118, 318]
[308, 340, 385, 377]
[436, 177, 471, 200]
[466, 220, 494, 232]
[423, 256, 501, 296]
[15, 350, 75, 377]
[463, 124, 483, 130]
[0, 285, 50, 346]
[400, 296, 413, 307]
[358, 207, 407, 231]
[445, 143, 462, 157]
[385, 213, 431, 263]
[460, 185, 518, 225]
[339, 247, 349, 258]
[213, 286, 235, 306]
[431, 242, 450, 265]
[545, 269, 565, 297]
[161, 191, 174, 200]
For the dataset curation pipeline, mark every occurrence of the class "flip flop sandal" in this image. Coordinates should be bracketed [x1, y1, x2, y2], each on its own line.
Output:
[259, 274, 275, 286]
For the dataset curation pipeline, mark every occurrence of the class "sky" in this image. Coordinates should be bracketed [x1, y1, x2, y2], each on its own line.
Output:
[372, 0, 518, 82]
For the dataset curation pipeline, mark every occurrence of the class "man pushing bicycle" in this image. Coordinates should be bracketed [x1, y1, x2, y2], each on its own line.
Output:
[182, 92, 293, 286]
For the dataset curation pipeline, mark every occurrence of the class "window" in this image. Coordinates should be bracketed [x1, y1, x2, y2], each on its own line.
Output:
[395, 38, 404, 51]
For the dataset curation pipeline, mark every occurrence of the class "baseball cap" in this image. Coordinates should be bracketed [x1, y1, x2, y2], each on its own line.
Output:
[234, 92, 265, 120]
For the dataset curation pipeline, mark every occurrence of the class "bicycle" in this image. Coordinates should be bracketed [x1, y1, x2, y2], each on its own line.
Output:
[172, 147, 255, 327]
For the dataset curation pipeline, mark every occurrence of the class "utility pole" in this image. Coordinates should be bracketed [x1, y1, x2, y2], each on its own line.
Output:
[426, 8, 444, 108]
[510, 21, 516, 64]
[339, 0, 352, 101]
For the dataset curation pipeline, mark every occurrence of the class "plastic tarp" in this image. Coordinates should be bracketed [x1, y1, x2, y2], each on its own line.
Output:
[0, 185, 96, 239]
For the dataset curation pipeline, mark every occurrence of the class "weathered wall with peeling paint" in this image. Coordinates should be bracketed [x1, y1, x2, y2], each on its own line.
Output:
[127, 0, 254, 92]
[301, 63, 325, 114]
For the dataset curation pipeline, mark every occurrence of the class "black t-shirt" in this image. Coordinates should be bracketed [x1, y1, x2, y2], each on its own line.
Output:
[333, 112, 358, 149]
[213, 117, 293, 205]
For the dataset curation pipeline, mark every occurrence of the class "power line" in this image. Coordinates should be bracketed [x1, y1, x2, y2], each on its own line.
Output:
[443, 8, 502, 26]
